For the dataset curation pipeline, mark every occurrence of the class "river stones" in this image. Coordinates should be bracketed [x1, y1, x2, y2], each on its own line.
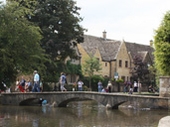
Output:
[158, 116, 170, 127]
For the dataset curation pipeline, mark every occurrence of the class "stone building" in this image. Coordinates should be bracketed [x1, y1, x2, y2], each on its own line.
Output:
[77, 32, 154, 82]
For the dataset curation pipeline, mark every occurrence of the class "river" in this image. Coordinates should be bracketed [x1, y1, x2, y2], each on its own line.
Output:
[0, 100, 169, 127]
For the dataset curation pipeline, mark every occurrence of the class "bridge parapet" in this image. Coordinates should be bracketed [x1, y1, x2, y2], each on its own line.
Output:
[1, 92, 170, 109]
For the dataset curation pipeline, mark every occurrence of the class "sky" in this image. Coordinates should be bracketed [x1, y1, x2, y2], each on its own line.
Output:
[76, 0, 170, 45]
[1, 0, 170, 45]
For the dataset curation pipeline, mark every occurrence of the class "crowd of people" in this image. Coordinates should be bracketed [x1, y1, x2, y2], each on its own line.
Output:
[123, 80, 142, 94]
[1, 69, 155, 94]
[15, 70, 42, 93]
[96, 80, 146, 94]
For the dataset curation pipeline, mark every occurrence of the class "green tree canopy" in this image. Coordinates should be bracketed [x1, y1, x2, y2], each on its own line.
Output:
[0, 1, 47, 85]
[32, 0, 84, 60]
[130, 55, 149, 82]
[13, 0, 85, 81]
[82, 55, 102, 90]
[154, 11, 170, 76]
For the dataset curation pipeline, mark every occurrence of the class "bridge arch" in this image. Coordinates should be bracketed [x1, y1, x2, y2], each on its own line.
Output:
[1, 92, 169, 109]
[57, 97, 92, 107]
[19, 98, 39, 106]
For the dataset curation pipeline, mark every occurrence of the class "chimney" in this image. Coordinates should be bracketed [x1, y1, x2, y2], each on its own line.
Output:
[150, 40, 153, 47]
[103, 30, 107, 40]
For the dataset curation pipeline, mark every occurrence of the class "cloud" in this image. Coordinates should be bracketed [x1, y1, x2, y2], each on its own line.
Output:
[76, 0, 170, 45]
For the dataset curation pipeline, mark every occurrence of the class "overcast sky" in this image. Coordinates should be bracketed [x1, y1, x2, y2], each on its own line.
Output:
[76, 0, 170, 45]
[1, 0, 170, 45]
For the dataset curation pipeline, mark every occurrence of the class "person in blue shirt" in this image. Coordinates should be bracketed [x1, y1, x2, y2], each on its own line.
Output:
[39, 98, 48, 106]
[59, 72, 67, 92]
[32, 70, 40, 92]
[97, 80, 103, 92]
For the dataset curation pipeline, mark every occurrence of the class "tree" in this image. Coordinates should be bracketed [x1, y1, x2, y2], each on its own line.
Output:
[130, 55, 149, 82]
[14, 0, 85, 81]
[0, 1, 47, 86]
[154, 11, 170, 76]
[65, 60, 82, 75]
[82, 55, 102, 90]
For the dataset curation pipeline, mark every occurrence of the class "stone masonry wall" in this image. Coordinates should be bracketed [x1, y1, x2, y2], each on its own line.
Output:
[159, 76, 170, 97]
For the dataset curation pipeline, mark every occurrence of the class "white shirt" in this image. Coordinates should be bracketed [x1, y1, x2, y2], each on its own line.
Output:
[34, 73, 40, 82]
[134, 82, 138, 87]
[78, 81, 84, 87]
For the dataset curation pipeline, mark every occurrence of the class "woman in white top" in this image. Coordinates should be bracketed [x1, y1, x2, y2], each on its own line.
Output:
[77, 80, 84, 91]
[107, 81, 112, 93]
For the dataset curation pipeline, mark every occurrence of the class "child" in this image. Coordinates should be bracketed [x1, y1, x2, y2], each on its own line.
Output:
[129, 84, 133, 94]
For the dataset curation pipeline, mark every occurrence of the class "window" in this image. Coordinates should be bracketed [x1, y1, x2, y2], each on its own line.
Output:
[105, 62, 107, 67]
[125, 61, 128, 68]
[119, 60, 122, 67]
[121, 76, 125, 81]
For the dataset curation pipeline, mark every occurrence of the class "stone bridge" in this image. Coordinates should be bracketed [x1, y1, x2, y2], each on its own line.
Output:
[1, 91, 170, 109]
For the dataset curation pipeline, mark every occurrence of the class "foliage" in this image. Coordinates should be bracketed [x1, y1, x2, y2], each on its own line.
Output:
[80, 75, 104, 91]
[5, 0, 85, 82]
[130, 55, 149, 82]
[91, 75, 104, 91]
[154, 11, 170, 76]
[148, 64, 157, 87]
[64, 60, 82, 75]
[30, 0, 85, 59]
[14, 0, 85, 81]
[82, 55, 102, 90]
[82, 55, 102, 77]
[0, 1, 47, 85]
[115, 79, 124, 83]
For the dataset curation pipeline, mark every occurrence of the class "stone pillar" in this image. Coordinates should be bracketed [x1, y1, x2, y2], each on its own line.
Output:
[159, 76, 170, 97]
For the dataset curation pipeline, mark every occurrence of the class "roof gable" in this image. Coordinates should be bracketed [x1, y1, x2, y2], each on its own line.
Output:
[81, 35, 121, 61]
[125, 42, 154, 61]
[80, 35, 154, 62]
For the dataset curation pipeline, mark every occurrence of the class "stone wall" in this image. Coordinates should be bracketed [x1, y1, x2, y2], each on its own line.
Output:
[159, 76, 170, 97]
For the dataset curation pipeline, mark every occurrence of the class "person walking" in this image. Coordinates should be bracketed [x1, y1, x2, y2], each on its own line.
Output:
[107, 81, 112, 93]
[97, 80, 103, 92]
[20, 76, 26, 90]
[32, 70, 40, 92]
[77, 80, 84, 91]
[129, 83, 133, 94]
[133, 81, 138, 92]
[59, 72, 67, 92]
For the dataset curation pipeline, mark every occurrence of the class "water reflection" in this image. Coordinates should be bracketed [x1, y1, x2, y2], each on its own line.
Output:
[0, 100, 169, 127]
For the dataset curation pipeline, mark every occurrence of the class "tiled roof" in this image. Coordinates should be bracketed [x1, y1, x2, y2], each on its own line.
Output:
[81, 35, 121, 61]
[125, 42, 154, 61]
[80, 35, 154, 61]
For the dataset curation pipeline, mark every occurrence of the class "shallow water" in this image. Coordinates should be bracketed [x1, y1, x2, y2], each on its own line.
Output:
[0, 100, 169, 127]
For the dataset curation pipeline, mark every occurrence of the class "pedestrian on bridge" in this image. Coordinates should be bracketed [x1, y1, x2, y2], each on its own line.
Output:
[59, 72, 67, 92]
[133, 81, 138, 92]
[77, 80, 84, 91]
[107, 81, 112, 93]
[20, 76, 26, 90]
[32, 70, 40, 92]
[97, 80, 103, 92]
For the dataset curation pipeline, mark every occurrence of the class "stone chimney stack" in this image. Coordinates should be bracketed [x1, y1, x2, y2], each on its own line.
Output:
[103, 30, 107, 40]
[150, 40, 153, 47]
